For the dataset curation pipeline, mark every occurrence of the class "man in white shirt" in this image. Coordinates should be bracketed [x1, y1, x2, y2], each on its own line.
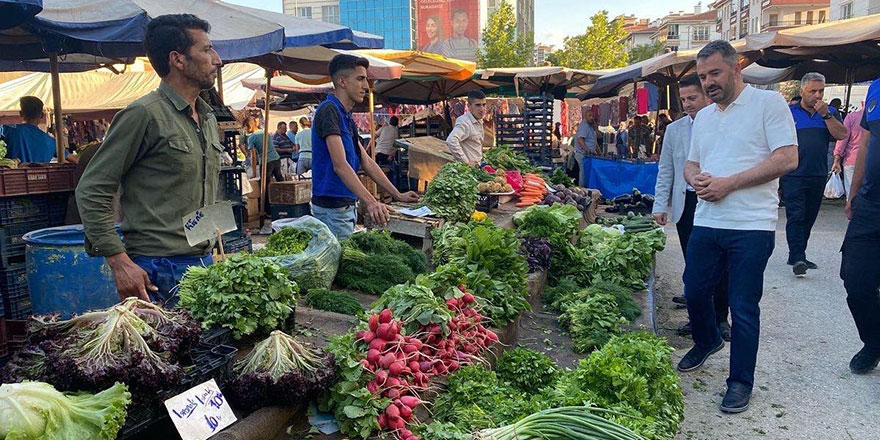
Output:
[446, 90, 487, 164]
[653, 73, 730, 341]
[677, 40, 798, 413]
[375, 116, 399, 164]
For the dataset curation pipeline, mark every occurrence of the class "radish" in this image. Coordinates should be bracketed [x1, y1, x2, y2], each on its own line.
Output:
[367, 349, 381, 363]
[403, 344, 417, 354]
[369, 314, 380, 331]
[385, 404, 400, 419]
[379, 353, 396, 370]
[390, 320, 400, 335]
[408, 360, 421, 372]
[400, 429, 413, 439]
[379, 308, 393, 324]
[399, 403, 413, 420]
[388, 361, 404, 376]
[386, 377, 400, 388]
[448, 360, 460, 372]
[419, 361, 433, 373]
[462, 292, 475, 304]
[384, 388, 400, 399]
[377, 323, 392, 340]
[369, 339, 387, 352]
[406, 436, 421, 440]
[377, 413, 387, 429]
[387, 415, 405, 430]
[458, 284, 466, 292]
[399, 396, 421, 408]
[376, 370, 389, 385]
[366, 380, 379, 393]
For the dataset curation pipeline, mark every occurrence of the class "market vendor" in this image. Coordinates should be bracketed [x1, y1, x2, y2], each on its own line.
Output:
[76, 14, 223, 305]
[445, 90, 487, 165]
[311, 54, 419, 240]
[0, 96, 77, 164]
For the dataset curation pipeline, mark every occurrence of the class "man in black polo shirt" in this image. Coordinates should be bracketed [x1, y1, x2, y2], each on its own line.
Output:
[841, 77, 880, 374]
[783, 72, 848, 277]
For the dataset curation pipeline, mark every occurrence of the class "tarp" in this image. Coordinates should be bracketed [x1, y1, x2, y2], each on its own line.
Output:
[0, 0, 41, 30]
[373, 74, 505, 104]
[478, 66, 608, 97]
[583, 157, 658, 199]
[0, 62, 262, 122]
[361, 50, 476, 81]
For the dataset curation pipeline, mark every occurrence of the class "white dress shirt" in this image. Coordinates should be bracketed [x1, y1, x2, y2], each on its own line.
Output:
[446, 112, 484, 163]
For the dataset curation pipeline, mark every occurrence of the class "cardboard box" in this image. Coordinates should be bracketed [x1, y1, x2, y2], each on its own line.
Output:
[268, 180, 312, 205]
[246, 197, 259, 223]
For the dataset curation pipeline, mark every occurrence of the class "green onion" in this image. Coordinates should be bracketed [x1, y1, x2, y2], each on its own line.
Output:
[474, 406, 647, 440]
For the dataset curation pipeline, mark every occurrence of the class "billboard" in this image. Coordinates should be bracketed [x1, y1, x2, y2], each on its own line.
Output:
[416, 0, 480, 62]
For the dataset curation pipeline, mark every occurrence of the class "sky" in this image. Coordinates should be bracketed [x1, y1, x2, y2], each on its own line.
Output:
[223, 0, 706, 47]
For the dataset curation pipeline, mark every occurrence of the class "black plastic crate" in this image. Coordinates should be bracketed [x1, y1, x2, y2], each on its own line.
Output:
[0, 221, 50, 259]
[232, 203, 245, 231]
[0, 196, 49, 227]
[270, 203, 310, 220]
[218, 167, 244, 202]
[220, 232, 252, 254]
[476, 194, 500, 213]
[2, 285, 30, 320]
[0, 264, 27, 289]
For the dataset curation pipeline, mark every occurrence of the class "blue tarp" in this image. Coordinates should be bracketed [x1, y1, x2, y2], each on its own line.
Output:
[0, 0, 41, 30]
[583, 157, 658, 199]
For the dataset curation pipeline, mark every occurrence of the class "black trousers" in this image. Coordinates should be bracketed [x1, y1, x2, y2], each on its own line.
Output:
[841, 196, 880, 348]
[263, 159, 284, 214]
[676, 190, 730, 323]
[781, 175, 826, 263]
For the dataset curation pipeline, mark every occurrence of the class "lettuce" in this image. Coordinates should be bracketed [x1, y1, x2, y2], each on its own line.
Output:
[0, 381, 130, 440]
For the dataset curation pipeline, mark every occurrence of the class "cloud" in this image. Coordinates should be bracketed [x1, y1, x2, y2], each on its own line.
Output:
[540, 29, 567, 46]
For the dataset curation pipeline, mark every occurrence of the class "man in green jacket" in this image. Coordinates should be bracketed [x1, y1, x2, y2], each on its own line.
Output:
[76, 14, 223, 305]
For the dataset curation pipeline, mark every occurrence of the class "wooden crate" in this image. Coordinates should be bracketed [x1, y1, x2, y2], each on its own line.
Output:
[363, 204, 443, 256]
[268, 180, 311, 205]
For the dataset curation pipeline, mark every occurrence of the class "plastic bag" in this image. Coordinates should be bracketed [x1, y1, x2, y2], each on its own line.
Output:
[824, 173, 845, 199]
[266, 216, 342, 291]
[505, 170, 524, 192]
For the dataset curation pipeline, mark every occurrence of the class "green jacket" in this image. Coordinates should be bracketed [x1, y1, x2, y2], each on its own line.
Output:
[76, 81, 223, 257]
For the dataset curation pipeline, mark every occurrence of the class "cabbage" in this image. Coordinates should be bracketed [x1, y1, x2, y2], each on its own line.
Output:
[0, 381, 130, 440]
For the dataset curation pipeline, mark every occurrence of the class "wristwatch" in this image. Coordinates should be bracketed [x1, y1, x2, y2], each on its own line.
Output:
[822, 112, 833, 120]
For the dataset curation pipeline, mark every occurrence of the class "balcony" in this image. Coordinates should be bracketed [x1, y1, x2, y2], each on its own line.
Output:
[667, 33, 680, 41]
[762, 17, 826, 30]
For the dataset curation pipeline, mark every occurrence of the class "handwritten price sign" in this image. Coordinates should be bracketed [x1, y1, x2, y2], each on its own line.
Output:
[182, 202, 237, 247]
[164, 379, 237, 440]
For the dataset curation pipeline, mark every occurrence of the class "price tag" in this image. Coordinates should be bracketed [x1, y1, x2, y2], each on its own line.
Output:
[164, 379, 237, 440]
[182, 202, 238, 247]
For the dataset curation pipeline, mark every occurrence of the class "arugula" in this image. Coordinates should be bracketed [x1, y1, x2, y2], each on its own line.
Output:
[421, 162, 479, 222]
[577, 225, 666, 290]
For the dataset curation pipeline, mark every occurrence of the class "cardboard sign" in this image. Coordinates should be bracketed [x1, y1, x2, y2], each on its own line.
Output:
[164, 379, 237, 440]
[182, 202, 237, 247]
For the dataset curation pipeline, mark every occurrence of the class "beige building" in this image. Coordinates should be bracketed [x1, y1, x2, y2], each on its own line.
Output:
[282, 0, 341, 24]
[712, 0, 829, 40]
[829, 0, 880, 19]
[533, 43, 554, 65]
[617, 15, 657, 51]
[652, 4, 721, 52]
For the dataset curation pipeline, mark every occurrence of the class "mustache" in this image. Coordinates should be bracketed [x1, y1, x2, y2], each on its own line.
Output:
[705, 85, 722, 92]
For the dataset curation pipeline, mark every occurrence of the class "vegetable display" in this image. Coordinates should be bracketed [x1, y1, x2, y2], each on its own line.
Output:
[519, 237, 552, 273]
[306, 288, 364, 315]
[255, 227, 313, 257]
[548, 168, 575, 187]
[421, 162, 479, 222]
[177, 253, 297, 339]
[579, 225, 666, 290]
[605, 189, 655, 215]
[0, 381, 131, 440]
[495, 347, 557, 393]
[596, 213, 661, 234]
[513, 203, 581, 246]
[370, 283, 453, 335]
[474, 406, 645, 440]
[540, 185, 593, 215]
[559, 293, 625, 353]
[484, 145, 541, 175]
[336, 231, 427, 295]
[230, 330, 335, 409]
[516, 174, 549, 208]
[2, 298, 200, 395]
[477, 170, 513, 194]
[552, 281, 641, 323]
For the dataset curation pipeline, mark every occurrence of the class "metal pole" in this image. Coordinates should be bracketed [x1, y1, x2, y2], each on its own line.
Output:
[216, 66, 224, 105]
[844, 67, 854, 113]
[259, 69, 273, 227]
[49, 54, 65, 164]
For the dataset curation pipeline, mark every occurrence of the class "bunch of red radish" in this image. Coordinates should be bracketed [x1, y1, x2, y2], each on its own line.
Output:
[354, 287, 498, 440]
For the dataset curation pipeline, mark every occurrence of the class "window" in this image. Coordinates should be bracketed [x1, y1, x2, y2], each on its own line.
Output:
[841, 2, 853, 19]
[322, 5, 340, 24]
[692, 26, 710, 41]
[296, 6, 312, 19]
[819, 10, 826, 23]
[806, 10, 814, 24]
[794, 11, 802, 25]
[668, 24, 680, 40]
[769, 13, 778, 26]
[741, 0, 748, 9]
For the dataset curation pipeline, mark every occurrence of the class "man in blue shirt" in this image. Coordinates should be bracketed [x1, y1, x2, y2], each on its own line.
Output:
[783, 72, 848, 277]
[311, 54, 419, 240]
[573, 106, 598, 186]
[841, 77, 880, 374]
[0, 96, 73, 163]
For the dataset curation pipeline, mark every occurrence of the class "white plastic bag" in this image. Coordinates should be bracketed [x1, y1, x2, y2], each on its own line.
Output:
[264, 216, 342, 290]
[824, 173, 845, 199]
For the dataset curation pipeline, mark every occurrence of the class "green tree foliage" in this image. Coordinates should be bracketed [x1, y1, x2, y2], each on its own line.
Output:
[476, 1, 534, 68]
[555, 11, 628, 70]
[628, 41, 664, 63]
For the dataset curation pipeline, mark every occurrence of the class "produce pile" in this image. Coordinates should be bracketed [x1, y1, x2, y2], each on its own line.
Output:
[476, 169, 513, 194]
[336, 231, 428, 295]
[306, 288, 364, 316]
[596, 212, 661, 234]
[2, 298, 200, 397]
[323, 287, 497, 440]
[519, 237, 552, 273]
[258, 217, 343, 291]
[432, 221, 530, 325]
[177, 253, 298, 339]
[515, 174, 549, 208]
[578, 224, 665, 290]
[484, 145, 541, 175]
[605, 189, 655, 214]
[421, 162, 480, 222]
[230, 330, 335, 409]
[474, 407, 645, 440]
[540, 185, 593, 215]
[255, 226, 313, 257]
[0, 381, 131, 440]
[548, 168, 575, 187]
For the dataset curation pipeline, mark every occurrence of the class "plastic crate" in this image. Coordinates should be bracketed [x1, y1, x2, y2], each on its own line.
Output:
[0, 196, 50, 226]
[0, 264, 27, 289]
[2, 285, 30, 320]
[217, 167, 244, 202]
[269, 203, 310, 220]
[232, 203, 245, 231]
[46, 193, 69, 225]
[47, 165, 76, 192]
[220, 233, 252, 254]
[0, 165, 76, 197]
[0, 221, 50, 265]
[476, 194, 500, 212]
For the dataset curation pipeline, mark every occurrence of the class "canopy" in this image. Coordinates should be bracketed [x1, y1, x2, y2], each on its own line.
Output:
[373, 74, 506, 104]
[0, 0, 41, 30]
[477, 66, 608, 97]
[358, 50, 476, 81]
[0, 63, 263, 122]
[241, 75, 333, 95]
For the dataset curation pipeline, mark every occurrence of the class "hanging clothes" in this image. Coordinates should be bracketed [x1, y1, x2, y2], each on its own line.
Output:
[610, 99, 620, 127]
[645, 83, 660, 112]
[591, 104, 599, 121]
[636, 88, 649, 115]
[598, 102, 612, 126]
[619, 97, 629, 122]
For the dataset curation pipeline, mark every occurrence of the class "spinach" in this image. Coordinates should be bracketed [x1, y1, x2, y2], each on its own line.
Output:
[484, 145, 541, 174]
[553, 281, 641, 323]
[559, 293, 625, 353]
[254, 227, 312, 257]
[421, 162, 479, 222]
[513, 204, 581, 246]
[577, 225, 666, 290]
[177, 253, 297, 339]
[495, 347, 558, 393]
[305, 289, 364, 316]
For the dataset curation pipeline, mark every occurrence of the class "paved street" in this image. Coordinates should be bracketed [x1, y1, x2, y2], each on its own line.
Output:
[653, 201, 880, 440]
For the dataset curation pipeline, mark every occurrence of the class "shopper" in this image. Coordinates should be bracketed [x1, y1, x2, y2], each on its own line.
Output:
[295, 116, 313, 175]
[678, 40, 798, 413]
[375, 116, 399, 164]
[615, 121, 628, 159]
[573, 106, 598, 186]
[653, 73, 730, 341]
[783, 73, 848, 276]
[840, 77, 880, 374]
[0, 96, 75, 163]
[832, 105, 865, 197]
[446, 90, 487, 165]
[76, 14, 223, 304]
[628, 115, 652, 158]
[311, 54, 418, 240]
[247, 128, 283, 183]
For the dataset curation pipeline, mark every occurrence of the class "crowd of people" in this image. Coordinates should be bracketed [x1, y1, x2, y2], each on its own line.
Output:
[651, 39, 880, 414]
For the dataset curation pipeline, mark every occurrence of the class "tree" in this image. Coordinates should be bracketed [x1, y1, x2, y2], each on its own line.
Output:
[628, 41, 664, 63]
[476, 1, 534, 68]
[546, 51, 560, 66]
[554, 11, 628, 70]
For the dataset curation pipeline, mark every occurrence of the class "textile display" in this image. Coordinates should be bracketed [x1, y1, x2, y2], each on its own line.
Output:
[637, 88, 649, 114]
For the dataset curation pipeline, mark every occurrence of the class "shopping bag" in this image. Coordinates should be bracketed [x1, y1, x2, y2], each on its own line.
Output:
[824, 173, 846, 199]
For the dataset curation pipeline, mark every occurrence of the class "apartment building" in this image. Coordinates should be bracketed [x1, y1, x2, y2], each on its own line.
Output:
[617, 15, 657, 51]
[830, 0, 880, 19]
[533, 43, 554, 65]
[713, 0, 829, 40]
[652, 4, 720, 52]
[282, 0, 341, 24]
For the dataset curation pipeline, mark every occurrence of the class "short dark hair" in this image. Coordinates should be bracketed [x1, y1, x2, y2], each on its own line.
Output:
[277, 121, 287, 129]
[696, 40, 738, 67]
[467, 90, 486, 101]
[329, 54, 370, 85]
[389, 116, 399, 127]
[144, 14, 211, 78]
[19, 96, 43, 120]
[679, 73, 703, 91]
[452, 9, 468, 18]
[830, 98, 842, 107]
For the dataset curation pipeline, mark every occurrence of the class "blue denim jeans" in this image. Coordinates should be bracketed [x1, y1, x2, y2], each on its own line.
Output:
[132, 254, 213, 307]
[684, 226, 775, 390]
[311, 203, 357, 241]
[574, 149, 589, 187]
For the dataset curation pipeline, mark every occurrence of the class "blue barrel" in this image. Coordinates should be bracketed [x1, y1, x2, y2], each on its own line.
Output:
[24, 225, 120, 317]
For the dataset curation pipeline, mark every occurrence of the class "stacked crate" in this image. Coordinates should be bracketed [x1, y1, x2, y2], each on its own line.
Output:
[217, 165, 252, 254]
[523, 95, 554, 168]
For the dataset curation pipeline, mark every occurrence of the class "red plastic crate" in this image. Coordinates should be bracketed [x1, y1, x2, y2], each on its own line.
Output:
[0, 164, 76, 197]
[0, 169, 28, 196]
[47, 165, 76, 192]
